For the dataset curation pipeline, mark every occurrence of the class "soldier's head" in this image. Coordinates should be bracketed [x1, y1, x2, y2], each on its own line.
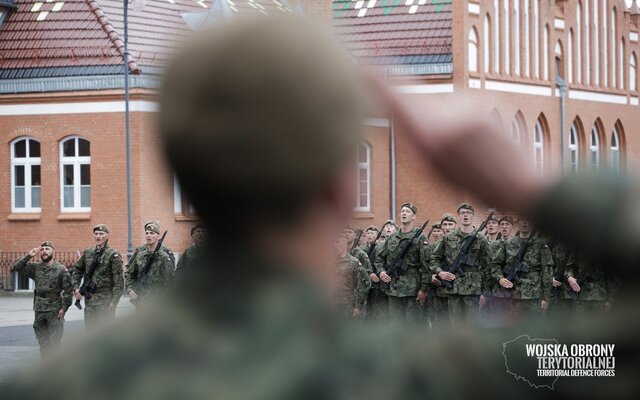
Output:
[441, 214, 457, 234]
[159, 16, 366, 260]
[400, 203, 417, 225]
[191, 223, 207, 247]
[365, 226, 378, 243]
[486, 215, 499, 235]
[334, 235, 348, 257]
[430, 224, 444, 242]
[343, 225, 359, 244]
[39, 241, 55, 263]
[518, 218, 532, 235]
[379, 234, 388, 244]
[383, 220, 397, 235]
[456, 203, 474, 227]
[499, 216, 514, 238]
[144, 222, 161, 246]
[93, 224, 110, 246]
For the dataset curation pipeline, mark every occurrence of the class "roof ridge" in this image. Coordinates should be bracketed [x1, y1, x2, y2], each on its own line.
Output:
[85, 0, 141, 74]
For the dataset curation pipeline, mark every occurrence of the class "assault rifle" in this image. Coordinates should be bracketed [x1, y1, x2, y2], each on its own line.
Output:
[366, 221, 391, 258]
[502, 230, 537, 286]
[130, 231, 168, 305]
[350, 229, 363, 254]
[75, 240, 109, 310]
[372, 220, 429, 290]
[440, 213, 494, 289]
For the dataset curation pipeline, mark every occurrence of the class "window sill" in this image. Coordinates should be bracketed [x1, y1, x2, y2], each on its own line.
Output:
[7, 213, 41, 222]
[353, 212, 374, 219]
[57, 213, 91, 221]
[175, 214, 198, 222]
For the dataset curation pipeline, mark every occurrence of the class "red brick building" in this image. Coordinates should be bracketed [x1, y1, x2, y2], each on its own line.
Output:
[1, 0, 639, 289]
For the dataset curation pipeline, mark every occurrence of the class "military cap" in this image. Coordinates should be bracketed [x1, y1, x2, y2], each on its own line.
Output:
[441, 214, 457, 224]
[366, 225, 378, 232]
[401, 203, 417, 214]
[344, 224, 358, 233]
[487, 214, 498, 223]
[159, 17, 366, 231]
[431, 223, 442, 229]
[191, 223, 205, 236]
[144, 221, 161, 234]
[93, 224, 110, 234]
[40, 241, 55, 249]
[457, 203, 475, 214]
[499, 216, 514, 224]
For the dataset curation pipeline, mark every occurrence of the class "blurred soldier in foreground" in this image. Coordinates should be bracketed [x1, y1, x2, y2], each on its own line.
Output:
[124, 222, 174, 307]
[334, 236, 369, 319]
[12, 242, 72, 357]
[176, 223, 207, 273]
[3, 15, 640, 400]
[72, 224, 123, 328]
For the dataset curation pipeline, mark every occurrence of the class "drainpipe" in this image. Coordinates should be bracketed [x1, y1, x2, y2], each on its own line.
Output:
[387, 69, 397, 222]
[555, 74, 568, 175]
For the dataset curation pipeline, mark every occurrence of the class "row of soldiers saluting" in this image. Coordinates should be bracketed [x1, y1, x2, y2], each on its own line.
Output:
[335, 202, 619, 327]
[11, 221, 207, 357]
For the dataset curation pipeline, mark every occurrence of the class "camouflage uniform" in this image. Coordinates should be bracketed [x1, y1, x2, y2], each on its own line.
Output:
[176, 244, 203, 272]
[430, 229, 491, 324]
[125, 245, 175, 306]
[336, 254, 369, 319]
[374, 228, 429, 324]
[365, 245, 389, 321]
[563, 254, 619, 317]
[72, 244, 124, 329]
[12, 254, 72, 356]
[490, 235, 554, 320]
[548, 242, 574, 316]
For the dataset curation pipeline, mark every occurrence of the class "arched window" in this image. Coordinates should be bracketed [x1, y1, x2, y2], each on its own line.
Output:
[603, 0, 608, 86]
[11, 138, 41, 212]
[568, 30, 574, 83]
[594, 0, 599, 85]
[493, 0, 500, 73]
[173, 173, 196, 217]
[555, 41, 564, 80]
[619, 39, 625, 89]
[469, 27, 479, 72]
[514, 0, 520, 76]
[511, 112, 527, 146]
[590, 125, 600, 170]
[611, 125, 621, 173]
[585, 0, 590, 84]
[611, 9, 617, 87]
[569, 121, 580, 174]
[543, 25, 549, 80]
[524, 0, 530, 77]
[630, 53, 637, 91]
[533, 119, 545, 175]
[504, 0, 510, 74]
[577, 2, 582, 84]
[60, 137, 90, 211]
[355, 142, 370, 212]
[534, 0, 540, 78]
[484, 14, 491, 73]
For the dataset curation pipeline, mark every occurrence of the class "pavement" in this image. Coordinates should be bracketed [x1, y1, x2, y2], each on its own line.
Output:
[0, 294, 134, 383]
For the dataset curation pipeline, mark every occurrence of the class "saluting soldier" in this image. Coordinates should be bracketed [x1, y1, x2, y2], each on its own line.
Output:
[72, 224, 124, 329]
[490, 218, 553, 322]
[125, 222, 175, 306]
[334, 236, 369, 320]
[430, 203, 491, 325]
[12, 242, 72, 357]
[374, 203, 429, 324]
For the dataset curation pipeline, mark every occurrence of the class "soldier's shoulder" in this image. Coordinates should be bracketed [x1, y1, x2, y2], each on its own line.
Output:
[107, 247, 122, 260]
[53, 263, 68, 273]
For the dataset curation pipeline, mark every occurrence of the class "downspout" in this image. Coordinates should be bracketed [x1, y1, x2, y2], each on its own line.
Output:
[387, 69, 397, 222]
[555, 73, 568, 174]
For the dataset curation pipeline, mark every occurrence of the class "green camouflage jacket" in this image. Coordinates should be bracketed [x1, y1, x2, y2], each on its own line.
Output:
[350, 246, 372, 276]
[176, 244, 203, 272]
[563, 254, 619, 302]
[72, 244, 124, 306]
[336, 254, 369, 314]
[490, 236, 554, 300]
[125, 245, 175, 301]
[13, 255, 73, 312]
[374, 228, 429, 297]
[430, 229, 491, 297]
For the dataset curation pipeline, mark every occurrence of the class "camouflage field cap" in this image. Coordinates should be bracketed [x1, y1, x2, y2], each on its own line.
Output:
[159, 17, 366, 227]
[93, 224, 110, 234]
[431, 223, 442, 230]
[40, 241, 55, 249]
[487, 214, 498, 223]
[401, 203, 418, 214]
[457, 203, 475, 214]
[144, 221, 161, 234]
[499, 216, 514, 224]
[441, 213, 457, 224]
[366, 225, 378, 232]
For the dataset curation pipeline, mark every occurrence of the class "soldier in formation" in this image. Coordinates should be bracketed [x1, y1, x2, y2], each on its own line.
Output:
[334, 235, 369, 319]
[12, 242, 72, 357]
[176, 223, 207, 272]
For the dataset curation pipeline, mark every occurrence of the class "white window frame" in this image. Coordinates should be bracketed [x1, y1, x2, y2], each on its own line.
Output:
[494, 0, 500, 73]
[568, 30, 574, 83]
[590, 126, 600, 170]
[577, 3, 582, 84]
[543, 25, 549, 80]
[355, 142, 371, 213]
[603, 0, 608, 87]
[469, 28, 479, 72]
[594, 0, 599, 85]
[534, 0, 540, 78]
[611, 126, 620, 173]
[504, 0, 510, 74]
[611, 9, 616, 87]
[524, 0, 530, 78]
[514, 0, 520, 76]
[533, 120, 544, 175]
[484, 15, 490, 73]
[569, 123, 580, 174]
[619, 39, 624, 89]
[585, 0, 590, 84]
[10, 137, 42, 213]
[60, 136, 91, 212]
[173, 173, 197, 216]
[630, 54, 637, 91]
[511, 118, 521, 144]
